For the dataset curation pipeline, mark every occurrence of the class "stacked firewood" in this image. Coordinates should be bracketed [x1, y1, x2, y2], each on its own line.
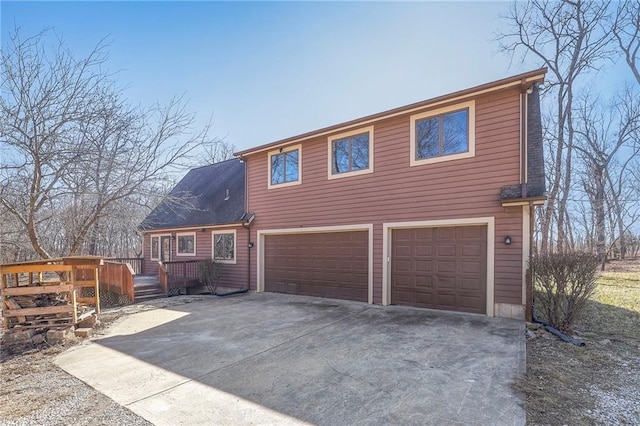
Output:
[9, 293, 69, 308]
[4, 292, 73, 329]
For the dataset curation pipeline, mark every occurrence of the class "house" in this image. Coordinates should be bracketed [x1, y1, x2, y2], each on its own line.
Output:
[139, 158, 252, 289]
[141, 68, 546, 319]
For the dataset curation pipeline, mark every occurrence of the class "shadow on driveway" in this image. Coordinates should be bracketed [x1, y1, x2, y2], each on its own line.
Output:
[56, 293, 525, 425]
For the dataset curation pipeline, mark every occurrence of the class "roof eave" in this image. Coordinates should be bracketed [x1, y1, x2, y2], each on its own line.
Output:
[235, 68, 547, 157]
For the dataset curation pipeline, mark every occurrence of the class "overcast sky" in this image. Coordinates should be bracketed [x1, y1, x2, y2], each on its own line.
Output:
[2, 1, 552, 151]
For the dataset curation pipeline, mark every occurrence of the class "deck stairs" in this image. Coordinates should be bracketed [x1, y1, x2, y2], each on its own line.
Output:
[133, 275, 165, 302]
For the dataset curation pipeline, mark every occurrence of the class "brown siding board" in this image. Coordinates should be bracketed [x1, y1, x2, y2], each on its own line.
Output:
[247, 88, 525, 309]
[142, 227, 249, 290]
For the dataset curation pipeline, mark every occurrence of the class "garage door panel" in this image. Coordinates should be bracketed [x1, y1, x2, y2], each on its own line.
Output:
[437, 261, 456, 273]
[460, 277, 483, 290]
[265, 231, 368, 302]
[462, 244, 481, 257]
[392, 226, 487, 314]
[416, 228, 435, 239]
[415, 245, 434, 257]
[461, 226, 483, 239]
[462, 260, 482, 274]
[437, 245, 456, 257]
[414, 260, 433, 272]
[436, 275, 456, 289]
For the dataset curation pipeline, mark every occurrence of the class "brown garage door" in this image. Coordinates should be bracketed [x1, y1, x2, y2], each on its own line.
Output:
[392, 226, 487, 314]
[265, 232, 368, 302]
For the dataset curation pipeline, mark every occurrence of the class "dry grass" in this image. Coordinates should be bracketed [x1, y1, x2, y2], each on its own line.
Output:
[521, 259, 640, 425]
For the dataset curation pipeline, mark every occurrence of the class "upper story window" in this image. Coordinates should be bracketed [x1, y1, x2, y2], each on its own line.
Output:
[327, 126, 374, 179]
[176, 232, 196, 256]
[410, 100, 475, 166]
[212, 230, 236, 264]
[268, 144, 302, 189]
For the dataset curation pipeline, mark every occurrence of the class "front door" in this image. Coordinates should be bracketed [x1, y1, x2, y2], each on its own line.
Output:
[161, 236, 171, 262]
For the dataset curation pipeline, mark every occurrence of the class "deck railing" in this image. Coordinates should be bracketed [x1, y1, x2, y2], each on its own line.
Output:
[108, 257, 143, 275]
[99, 261, 135, 303]
[158, 262, 168, 295]
[161, 259, 203, 290]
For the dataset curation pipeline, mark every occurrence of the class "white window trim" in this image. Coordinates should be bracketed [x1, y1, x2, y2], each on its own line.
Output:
[176, 231, 196, 257]
[150, 233, 171, 261]
[267, 144, 302, 189]
[212, 229, 237, 264]
[327, 126, 374, 180]
[409, 100, 475, 167]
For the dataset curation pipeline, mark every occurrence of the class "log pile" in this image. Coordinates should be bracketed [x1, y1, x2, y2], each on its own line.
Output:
[10, 292, 69, 308]
[4, 291, 74, 329]
[2, 258, 103, 347]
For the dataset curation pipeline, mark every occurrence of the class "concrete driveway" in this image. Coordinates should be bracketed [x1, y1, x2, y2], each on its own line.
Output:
[56, 293, 526, 425]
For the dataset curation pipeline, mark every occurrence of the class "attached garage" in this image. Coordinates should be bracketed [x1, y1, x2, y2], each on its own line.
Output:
[264, 231, 369, 302]
[391, 225, 487, 314]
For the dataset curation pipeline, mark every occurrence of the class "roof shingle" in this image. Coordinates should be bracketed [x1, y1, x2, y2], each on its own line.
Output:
[140, 158, 245, 231]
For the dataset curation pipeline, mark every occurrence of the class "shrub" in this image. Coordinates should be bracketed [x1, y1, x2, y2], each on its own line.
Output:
[530, 251, 600, 331]
[198, 260, 223, 295]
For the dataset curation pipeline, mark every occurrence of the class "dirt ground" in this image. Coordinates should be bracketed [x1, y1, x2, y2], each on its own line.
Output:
[0, 296, 208, 426]
[1, 265, 639, 425]
[519, 258, 640, 425]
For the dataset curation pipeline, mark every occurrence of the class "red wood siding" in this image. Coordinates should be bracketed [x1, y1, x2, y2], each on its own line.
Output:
[142, 227, 249, 289]
[246, 88, 525, 306]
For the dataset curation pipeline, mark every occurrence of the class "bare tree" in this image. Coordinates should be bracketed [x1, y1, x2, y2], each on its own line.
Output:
[0, 29, 216, 260]
[613, 0, 640, 84]
[200, 139, 236, 166]
[498, 0, 614, 252]
[572, 86, 640, 268]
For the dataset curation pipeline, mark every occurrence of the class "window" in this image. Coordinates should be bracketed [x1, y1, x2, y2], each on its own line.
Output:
[151, 236, 160, 260]
[176, 232, 196, 256]
[328, 126, 374, 179]
[268, 145, 301, 188]
[410, 101, 475, 166]
[212, 230, 236, 264]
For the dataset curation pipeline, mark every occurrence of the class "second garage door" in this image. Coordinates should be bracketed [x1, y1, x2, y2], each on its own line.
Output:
[392, 226, 487, 314]
[265, 231, 368, 302]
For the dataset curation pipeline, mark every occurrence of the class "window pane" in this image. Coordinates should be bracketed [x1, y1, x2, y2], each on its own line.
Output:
[442, 110, 468, 155]
[214, 234, 234, 260]
[333, 139, 350, 173]
[224, 235, 234, 260]
[351, 134, 369, 171]
[151, 237, 159, 259]
[271, 154, 284, 185]
[178, 235, 194, 254]
[285, 150, 299, 182]
[416, 117, 439, 159]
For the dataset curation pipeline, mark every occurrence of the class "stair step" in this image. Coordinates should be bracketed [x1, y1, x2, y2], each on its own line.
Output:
[135, 287, 164, 296]
[134, 293, 166, 302]
[135, 284, 161, 291]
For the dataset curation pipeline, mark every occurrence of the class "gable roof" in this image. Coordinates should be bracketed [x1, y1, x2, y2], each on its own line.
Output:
[140, 158, 246, 232]
[235, 68, 547, 157]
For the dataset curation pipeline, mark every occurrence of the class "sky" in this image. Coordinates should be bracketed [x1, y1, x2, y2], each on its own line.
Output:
[0, 1, 622, 152]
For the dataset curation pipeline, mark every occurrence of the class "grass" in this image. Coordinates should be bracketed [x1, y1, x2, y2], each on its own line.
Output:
[520, 259, 640, 425]
[578, 271, 640, 339]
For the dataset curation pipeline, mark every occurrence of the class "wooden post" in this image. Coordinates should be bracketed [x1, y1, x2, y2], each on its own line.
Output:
[1, 271, 8, 330]
[70, 265, 76, 324]
[94, 267, 100, 314]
